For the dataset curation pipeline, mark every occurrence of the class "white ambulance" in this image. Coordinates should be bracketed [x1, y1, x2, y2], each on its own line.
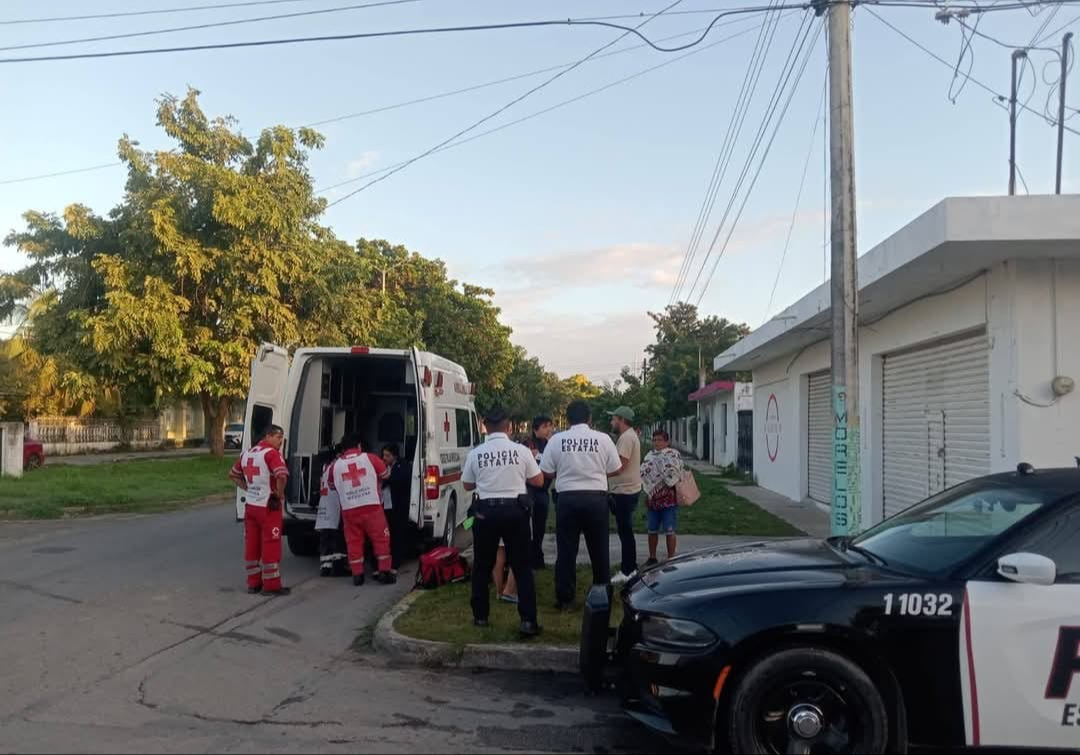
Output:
[235, 343, 480, 557]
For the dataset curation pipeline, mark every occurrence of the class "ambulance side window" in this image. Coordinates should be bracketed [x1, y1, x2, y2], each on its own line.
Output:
[469, 412, 480, 447]
[250, 405, 273, 447]
[455, 408, 471, 448]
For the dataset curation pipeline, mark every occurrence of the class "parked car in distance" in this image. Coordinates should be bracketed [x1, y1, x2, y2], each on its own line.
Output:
[224, 423, 245, 449]
[23, 438, 45, 470]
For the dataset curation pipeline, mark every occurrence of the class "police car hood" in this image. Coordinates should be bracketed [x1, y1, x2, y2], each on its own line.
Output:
[635, 538, 854, 598]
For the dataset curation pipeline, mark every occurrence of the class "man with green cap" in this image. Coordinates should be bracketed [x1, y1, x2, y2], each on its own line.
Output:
[607, 405, 642, 586]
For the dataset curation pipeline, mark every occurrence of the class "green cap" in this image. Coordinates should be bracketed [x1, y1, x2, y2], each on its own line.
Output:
[607, 405, 635, 422]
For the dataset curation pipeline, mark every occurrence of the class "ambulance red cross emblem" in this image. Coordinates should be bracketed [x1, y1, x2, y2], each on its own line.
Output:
[443, 412, 451, 442]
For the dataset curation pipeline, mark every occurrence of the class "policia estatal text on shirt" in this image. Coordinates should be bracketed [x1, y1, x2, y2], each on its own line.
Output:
[461, 406, 545, 638]
[540, 400, 625, 610]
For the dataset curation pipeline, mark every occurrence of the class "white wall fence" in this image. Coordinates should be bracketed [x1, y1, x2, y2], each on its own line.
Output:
[29, 417, 164, 456]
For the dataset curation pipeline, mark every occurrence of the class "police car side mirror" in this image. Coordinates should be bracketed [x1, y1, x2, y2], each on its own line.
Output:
[998, 552, 1057, 586]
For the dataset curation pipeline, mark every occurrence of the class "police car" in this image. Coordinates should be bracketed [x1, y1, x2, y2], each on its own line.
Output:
[583, 464, 1080, 754]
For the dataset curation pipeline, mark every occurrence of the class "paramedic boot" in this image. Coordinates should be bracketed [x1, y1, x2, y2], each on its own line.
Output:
[379, 570, 397, 585]
[353, 573, 365, 587]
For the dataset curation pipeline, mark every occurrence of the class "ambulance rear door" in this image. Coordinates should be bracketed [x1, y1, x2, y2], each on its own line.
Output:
[235, 343, 291, 520]
[409, 346, 428, 527]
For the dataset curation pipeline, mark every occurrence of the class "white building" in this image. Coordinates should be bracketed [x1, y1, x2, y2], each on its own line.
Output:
[688, 380, 753, 469]
[714, 196, 1080, 527]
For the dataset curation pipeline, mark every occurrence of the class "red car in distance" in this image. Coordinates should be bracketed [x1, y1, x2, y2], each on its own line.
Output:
[23, 437, 44, 470]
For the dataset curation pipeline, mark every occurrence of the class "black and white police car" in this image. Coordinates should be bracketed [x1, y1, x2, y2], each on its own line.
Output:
[582, 464, 1080, 754]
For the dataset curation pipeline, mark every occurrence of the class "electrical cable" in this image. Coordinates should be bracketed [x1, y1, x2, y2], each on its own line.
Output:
[669, 4, 788, 305]
[323, 0, 695, 206]
[315, 16, 773, 193]
[0, 4, 815, 64]
[763, 74, 827, 324]
[693, 19, 824, 306]
[0, 0, 430, 53]
[0, 0, 331, 26]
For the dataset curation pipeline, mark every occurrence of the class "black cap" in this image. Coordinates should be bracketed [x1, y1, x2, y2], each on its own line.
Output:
[484, 406, 509, 425]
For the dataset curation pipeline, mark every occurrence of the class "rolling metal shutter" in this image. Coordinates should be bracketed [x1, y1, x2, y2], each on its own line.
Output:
[882, 331, 990, 518]
[807, 371, 833, 504]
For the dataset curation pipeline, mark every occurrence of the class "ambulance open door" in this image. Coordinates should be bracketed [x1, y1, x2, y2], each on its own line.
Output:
[235, 343, 290, 521]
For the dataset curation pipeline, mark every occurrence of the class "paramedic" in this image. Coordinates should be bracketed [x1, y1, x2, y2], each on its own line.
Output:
[540, 401, 623, 611]
[228, 425, 291, 596]
[329, 433, 394, 586]
[462, 405, 545, 638]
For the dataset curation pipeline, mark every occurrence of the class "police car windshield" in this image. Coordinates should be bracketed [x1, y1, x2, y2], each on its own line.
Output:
[851, 478, 1066, 576]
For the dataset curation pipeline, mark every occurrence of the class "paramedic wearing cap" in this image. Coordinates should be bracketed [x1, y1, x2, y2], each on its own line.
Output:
[462, 406, 545, 638]
[541, 400, 623, 610]
[229, 425, 291, 596]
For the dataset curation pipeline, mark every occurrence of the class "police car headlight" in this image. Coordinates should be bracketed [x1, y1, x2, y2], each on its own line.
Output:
[640, 616, 716, 649]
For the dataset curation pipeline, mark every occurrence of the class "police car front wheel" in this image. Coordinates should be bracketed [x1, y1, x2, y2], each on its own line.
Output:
[726, 647, 890, 755]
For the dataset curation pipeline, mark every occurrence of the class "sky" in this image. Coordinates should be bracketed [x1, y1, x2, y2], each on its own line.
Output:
[1, 0, 1077, 382]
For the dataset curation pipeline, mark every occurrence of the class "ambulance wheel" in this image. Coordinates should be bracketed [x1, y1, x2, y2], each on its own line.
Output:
[286, 530, 319, 558]
[443, 497, 458, 548]
[726, 647, 889, 755]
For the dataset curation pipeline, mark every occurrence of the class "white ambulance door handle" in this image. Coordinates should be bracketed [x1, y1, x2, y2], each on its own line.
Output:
[998, 552, 1056, 586]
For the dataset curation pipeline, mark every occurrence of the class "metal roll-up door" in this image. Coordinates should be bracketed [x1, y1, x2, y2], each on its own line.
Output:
[882, 331, 990, 518]
[807, 371, 833, 504]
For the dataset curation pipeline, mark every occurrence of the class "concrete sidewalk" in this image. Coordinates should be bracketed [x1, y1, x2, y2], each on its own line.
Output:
[685, 459, 830, 538]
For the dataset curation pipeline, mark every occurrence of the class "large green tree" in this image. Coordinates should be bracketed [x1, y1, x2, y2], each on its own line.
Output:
[646, 302, 750, 419]
[2, 89, 377, 455]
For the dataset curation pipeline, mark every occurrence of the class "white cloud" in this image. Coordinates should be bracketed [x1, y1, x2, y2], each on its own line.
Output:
[346, 151, 380, 177]
[492, 242, 684, 293]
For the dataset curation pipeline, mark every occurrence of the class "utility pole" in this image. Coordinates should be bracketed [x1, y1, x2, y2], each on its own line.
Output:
[828, 0, 861, 536]
[698, 345, 706, 389]
[1057, 33, 1073, 194]
[1009, 49, 1026, 196]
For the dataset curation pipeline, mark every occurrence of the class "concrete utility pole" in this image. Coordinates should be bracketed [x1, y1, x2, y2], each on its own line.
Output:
[828, 0, 861, 536]
[1009, 49, 1026, 196]
[1057, 33, 1073, 194]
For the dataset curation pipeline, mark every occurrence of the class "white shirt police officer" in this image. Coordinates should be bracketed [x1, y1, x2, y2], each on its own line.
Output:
[540, 400, 624, 610]
[461, 406, 544, 637]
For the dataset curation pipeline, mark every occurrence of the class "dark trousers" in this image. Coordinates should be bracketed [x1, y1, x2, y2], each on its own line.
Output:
[530, 487, 550, 569]
[318, 525, 349, 575]
[388, 503, 412, 570]
[555, 491, 610, 606]
[611, 491, 641, 576]
[471, 500, 537, 624]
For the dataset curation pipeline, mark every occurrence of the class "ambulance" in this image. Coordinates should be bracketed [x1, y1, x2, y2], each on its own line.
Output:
[235, 343, 480, 557]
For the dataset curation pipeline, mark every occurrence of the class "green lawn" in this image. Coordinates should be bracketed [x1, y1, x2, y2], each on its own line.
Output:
[543, 471, 802, 537]
[0, 456, 236, 520]
[395, 565, 622, 648]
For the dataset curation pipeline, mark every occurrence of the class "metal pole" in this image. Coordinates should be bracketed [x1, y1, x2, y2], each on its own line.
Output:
[829, 0, 861, 536]
[1009, 50, 1026, 196]
[1058, 33, 1073, 194]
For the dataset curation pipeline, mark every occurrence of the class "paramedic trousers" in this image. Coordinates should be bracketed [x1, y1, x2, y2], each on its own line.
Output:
[471, 499, 537, 624]
[530, 486, 550, 569]
[554, 491, 610, 607]
[343, 505, 392, 576]
[244, 503, 284, 592]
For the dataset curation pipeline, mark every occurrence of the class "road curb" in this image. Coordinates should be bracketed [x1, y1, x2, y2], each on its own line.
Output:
[372, 590, 578, 673]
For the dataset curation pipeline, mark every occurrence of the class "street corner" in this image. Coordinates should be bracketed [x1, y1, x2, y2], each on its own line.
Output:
[373, 590, 577, 674]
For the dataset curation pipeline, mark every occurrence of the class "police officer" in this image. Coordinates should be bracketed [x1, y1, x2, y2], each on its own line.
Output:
[540, 400, 623, 610]
[462, 405, 545, 637]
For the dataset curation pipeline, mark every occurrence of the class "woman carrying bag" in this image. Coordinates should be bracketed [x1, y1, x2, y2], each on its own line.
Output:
[640, 429, 687, 566]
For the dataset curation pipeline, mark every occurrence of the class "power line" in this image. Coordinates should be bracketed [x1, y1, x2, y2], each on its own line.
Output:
[315, 15, 773, 194]
[0, 4, 814, 64]
[692, 18, 824, 307]
[0, 0, 429, 53]
[670, 4, 788, 306]
[0, 0, 330, 26]
[866, 6, 1080, 135]
[764, 75, 826, 324]
[0, 14, 766, 186]
[323, 0, 700, 206]
[685, 14, 819, 305]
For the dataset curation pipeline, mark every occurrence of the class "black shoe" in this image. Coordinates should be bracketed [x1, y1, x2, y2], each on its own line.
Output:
[474, 618, 490, 628]
[519, 621, 542, 638]
[353, 574, 365, 587]
[247, 585, 263, 595]
[380, 571, 397, 585]
[264, 586, 291, 597]
[644, 558, 659, 568]
[320, 567, 333, 578]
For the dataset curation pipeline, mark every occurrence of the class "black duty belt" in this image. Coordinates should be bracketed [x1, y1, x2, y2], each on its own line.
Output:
[478, 497, 521, 505]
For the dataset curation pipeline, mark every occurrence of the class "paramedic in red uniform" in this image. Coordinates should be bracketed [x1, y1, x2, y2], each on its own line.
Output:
[229, 425, 291, 596]
[329, 433, 395, 586]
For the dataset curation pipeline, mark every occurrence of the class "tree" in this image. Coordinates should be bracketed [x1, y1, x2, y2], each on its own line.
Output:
[646, 302, 749, 419]
[2, 89, 376, 455]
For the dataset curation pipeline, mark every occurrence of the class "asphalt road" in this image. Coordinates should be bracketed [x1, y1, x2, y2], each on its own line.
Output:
[0, 503, 677, 754]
